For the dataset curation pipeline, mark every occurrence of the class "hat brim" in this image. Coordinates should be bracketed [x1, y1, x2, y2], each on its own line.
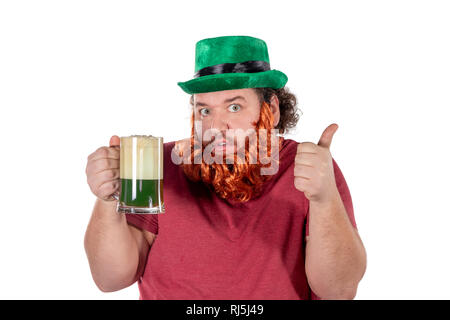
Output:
[177, 70, 288, 94]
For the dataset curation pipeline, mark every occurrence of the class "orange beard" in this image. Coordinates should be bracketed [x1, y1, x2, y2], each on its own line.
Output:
[175, 101, 284, 202]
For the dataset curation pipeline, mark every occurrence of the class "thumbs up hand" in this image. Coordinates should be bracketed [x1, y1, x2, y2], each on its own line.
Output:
[294, 124, 340, 204]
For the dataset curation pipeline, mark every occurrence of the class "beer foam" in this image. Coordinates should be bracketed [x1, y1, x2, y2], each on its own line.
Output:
[120, 135, 163, 180]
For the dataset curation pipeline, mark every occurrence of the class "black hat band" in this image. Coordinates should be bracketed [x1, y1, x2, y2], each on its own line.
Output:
[194, 60, 271, 78]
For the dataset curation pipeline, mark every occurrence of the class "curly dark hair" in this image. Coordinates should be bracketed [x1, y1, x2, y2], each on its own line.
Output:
[189, 86, 301, 134]
[252, 86, 301, 134]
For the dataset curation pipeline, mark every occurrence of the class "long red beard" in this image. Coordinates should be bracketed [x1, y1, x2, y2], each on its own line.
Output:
[175, 102, 283, 202]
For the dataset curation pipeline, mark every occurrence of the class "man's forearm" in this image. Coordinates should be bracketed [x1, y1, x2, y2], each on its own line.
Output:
[84, 198, 140, 292]
[305, 191, 367, 299]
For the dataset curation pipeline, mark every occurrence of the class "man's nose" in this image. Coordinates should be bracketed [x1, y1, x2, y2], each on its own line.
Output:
[210, 116, 230, 131]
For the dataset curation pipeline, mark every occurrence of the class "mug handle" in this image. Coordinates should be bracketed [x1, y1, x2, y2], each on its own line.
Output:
[110, 183, 120, 201]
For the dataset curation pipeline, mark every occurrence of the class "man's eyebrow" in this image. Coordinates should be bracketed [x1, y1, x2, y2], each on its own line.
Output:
[195, 96, 246, 107]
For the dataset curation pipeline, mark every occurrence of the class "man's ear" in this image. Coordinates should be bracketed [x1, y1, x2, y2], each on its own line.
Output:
[269, 94, 280, 127]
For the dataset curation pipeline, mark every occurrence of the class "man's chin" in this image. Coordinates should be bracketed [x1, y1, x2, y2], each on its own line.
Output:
[210, 148, 256, 164]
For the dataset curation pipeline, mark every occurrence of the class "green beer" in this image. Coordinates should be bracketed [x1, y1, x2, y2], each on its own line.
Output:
[117, 135, 164, 214]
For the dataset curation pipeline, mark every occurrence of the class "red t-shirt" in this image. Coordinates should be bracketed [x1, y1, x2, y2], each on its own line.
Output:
[125, 138, 357, 300]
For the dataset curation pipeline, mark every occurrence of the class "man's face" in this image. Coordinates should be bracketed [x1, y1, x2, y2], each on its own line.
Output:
[179, 88, 282, 202]
[193, 88, 262, 155]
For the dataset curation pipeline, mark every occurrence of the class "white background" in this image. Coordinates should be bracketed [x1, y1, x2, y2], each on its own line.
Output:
[1, 0, 449, 299]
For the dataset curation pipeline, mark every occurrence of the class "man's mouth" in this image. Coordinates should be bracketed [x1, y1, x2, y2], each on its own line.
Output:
[213, 140, 228, 151]
[210, 139, 235, 153]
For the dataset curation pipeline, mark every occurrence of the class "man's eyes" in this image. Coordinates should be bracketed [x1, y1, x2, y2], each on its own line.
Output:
[199, 104, 241, 116]
[228, 104, 241, 112]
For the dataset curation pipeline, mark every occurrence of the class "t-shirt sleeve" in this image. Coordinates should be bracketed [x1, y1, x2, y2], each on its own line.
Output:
[125, 213, 159, 235]
[305, 157, 357, 237]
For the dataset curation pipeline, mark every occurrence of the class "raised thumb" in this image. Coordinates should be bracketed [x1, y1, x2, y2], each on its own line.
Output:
[317, 123, 338, 149]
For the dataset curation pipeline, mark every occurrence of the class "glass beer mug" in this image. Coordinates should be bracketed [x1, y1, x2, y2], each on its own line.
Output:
[114, 135, 165, 214]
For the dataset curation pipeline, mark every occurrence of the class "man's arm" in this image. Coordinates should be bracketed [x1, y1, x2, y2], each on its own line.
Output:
[304, 191, 367, 299]
[84, 198, 155, 292]
[293, 125, 366, 299]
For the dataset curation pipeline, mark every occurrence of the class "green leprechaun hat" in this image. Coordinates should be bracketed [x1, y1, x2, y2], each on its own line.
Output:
[177, 35, 288, 94]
